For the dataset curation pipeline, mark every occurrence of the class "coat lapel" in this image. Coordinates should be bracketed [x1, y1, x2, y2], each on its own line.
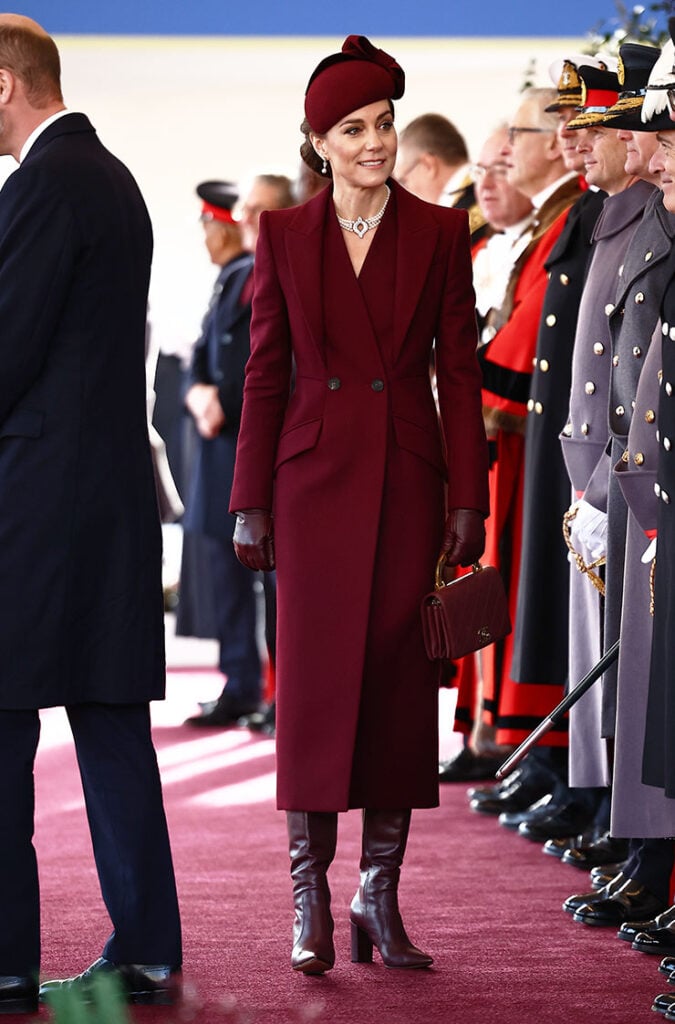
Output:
[284, 188, 330, 363]
[392, 182, 439, 362]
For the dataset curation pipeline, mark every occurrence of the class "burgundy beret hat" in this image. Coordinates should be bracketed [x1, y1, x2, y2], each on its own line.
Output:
[304, 34, 405, 134]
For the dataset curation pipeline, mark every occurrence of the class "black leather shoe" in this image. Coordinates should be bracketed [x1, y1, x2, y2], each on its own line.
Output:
[562, 872, 625, 914]
[561, 831, 629, 869]
[498, 794, 554, 829]
[653, 992, 675, 1015]
[632, 923, 675, 956]
[618, 905, 675, 943]
[238, 702, 276, 737]
[0, 976, 38, 1014]
[543, 831, 598, 859]
[517, 802, 595, 842]
[572, 879, 666, 927]
[438, 747, 505, 784]
[590, 862, 626, 889]
[660, 956, 675, 977]
[39, 958, 181, 1005]
[185, 694, 257, 728]
[470, 775, 552, 816]
[467, 767, 525, 803]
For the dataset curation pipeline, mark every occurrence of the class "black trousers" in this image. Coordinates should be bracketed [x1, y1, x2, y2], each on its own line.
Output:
[0, 703, 182, 976]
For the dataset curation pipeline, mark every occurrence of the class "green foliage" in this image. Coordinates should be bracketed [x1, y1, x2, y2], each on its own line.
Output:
[584, 2, 671, 54]
[44, 972, 129, 1024]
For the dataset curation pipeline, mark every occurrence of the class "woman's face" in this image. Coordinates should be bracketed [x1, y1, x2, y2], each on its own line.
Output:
[315, 100, 397, 190]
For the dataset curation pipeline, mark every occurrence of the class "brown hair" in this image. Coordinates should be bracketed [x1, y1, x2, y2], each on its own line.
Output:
[0, 21, 62, 107]
[399, 113, 468, 166]
[255, 173, 295, 210]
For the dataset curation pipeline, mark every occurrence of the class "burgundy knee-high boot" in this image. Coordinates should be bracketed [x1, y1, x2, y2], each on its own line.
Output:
[350, 809, 433, 969]
[286, 811, 338, 974]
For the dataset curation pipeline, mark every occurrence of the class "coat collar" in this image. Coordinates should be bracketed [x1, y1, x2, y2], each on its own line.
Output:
[22, 112, 96, 164]
[284, 179, 439, 363]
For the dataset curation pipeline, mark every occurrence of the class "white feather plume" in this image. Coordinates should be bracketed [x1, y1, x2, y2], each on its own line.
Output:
[642, 40, 675, 124]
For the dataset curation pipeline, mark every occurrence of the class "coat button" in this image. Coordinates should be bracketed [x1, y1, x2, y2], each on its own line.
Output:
[539, 358, 550, 372]
[534, 401, 543, 414]
[663, 490, 671, 504]
[560, 273, 569, 285]
[635, 292, 645, 304]
[645, 250, 653, 262]
[667, 383, 673, 397]
[621, 450, 630, 463]
[371, 379, 385, 392]
[670, 326, 675, 341]
[594, 343, 604, 356]
[634, 452, 645, 465]
[546, 314, 556, 327]
[562, 423, 572, 437]
[633, 346, 642, 358]
[655, 482, 662, 497]
[646, 409, 656, 423]
[527, 398, 534, 411]
[581, 422, 590, 435]
[616, 405, 625, 416]
[665, 437, 672, 451]
[585, 381, 596, 395]
[663, 322, 670, 336]
[613, 355, 619, 366]
[605, 303, 615, 315]
[327, 377, 341, 390]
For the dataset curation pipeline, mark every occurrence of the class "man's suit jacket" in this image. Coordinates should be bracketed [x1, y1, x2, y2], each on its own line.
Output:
[0, 113, 165, 708]
[182, 253, 254, 543]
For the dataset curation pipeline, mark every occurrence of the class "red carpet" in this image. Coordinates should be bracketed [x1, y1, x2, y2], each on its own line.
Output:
[25, 670, 665, 1024]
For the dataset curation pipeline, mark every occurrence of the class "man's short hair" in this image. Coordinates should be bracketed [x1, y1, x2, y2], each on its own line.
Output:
[256, 174, 295, 210]
[0, 21, 62, 107]
[399, 113, 469, 166]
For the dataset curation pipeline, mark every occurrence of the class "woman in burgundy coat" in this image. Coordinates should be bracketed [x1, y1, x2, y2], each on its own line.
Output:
[231, 36, 489, 974]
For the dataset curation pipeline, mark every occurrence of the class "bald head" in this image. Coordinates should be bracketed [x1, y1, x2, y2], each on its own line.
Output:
[0, 13, 62, 107]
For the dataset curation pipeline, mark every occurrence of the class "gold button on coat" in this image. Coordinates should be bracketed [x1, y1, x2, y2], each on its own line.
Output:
[646, 409, 656, 423]
[634, 452, 645, 466]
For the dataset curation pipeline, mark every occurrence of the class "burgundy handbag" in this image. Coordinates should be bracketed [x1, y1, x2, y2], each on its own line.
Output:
[420, 557, 511, 661]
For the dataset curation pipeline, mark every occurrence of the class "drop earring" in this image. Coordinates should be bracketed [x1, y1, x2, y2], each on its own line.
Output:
[321, 156, 328, 175]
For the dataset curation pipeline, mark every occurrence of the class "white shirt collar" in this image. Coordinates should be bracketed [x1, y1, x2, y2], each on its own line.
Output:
[530, 170, 577, 212]
[20, 108, 70, 163]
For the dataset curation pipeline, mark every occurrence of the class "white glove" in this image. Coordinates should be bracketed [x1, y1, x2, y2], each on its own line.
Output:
[642, 536, 657, 564]
[569, 499, 608, 561]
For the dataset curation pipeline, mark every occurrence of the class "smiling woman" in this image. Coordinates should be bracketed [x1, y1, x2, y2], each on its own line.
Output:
[228, 32, 490, 979]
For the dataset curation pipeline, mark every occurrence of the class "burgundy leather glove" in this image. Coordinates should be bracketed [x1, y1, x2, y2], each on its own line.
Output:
[441, 508, 486, 567]
[232, 509, 275, 572]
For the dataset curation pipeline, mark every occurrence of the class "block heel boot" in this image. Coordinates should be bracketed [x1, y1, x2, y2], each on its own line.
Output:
[350, 809, 433, 969]
[287, 811, 338, 974]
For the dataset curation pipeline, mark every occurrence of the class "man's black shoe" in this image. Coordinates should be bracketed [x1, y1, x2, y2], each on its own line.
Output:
[517, 802, 595, 842]
[562, 872, 625, 914]
[0, 976, 38, 1014]
[438, 747, 505, 784]
[498, 794, 555, 829]
[470, 775, 552, 816]
[238, 702, 276, 737]
[590, 862, 627, 889]
[561, 831, 629, 869]
[572, 879, 666, 927]
[39, 958, 181, 1005]
[185, 694, 257, 728]
[618, 904, 675, 943]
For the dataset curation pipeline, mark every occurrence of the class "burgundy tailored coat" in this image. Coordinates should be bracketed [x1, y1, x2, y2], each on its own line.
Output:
[230, 181, 489, 812]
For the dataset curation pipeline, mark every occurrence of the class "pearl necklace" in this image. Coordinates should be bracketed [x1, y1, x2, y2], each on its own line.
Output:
[335, 186, 391, 239]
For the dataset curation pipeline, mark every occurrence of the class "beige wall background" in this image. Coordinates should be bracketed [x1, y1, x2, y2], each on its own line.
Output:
[2, 35, 584, 356]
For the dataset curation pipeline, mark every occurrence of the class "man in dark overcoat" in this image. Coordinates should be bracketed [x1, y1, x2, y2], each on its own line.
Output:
[0, 15, 181, 1012]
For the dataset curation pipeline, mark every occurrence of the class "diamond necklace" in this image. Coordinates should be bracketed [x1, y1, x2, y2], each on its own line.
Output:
[335, 185, 391, 239]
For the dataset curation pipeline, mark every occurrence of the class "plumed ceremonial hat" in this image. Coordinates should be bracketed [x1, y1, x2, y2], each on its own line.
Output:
[196, 180, 238, 224]
[566, 66, 621, 129]
[304, 34, 405, 134]
[642, 19, 675, 129]
[600, 43, 662, 130]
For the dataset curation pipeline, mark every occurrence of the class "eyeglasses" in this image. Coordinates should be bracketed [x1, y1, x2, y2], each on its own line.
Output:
[507, 126, 555, 145]
[469, 162, 510, 182]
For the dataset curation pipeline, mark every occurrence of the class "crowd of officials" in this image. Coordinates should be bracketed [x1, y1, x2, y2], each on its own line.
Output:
[7, 6, 675, 1016]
